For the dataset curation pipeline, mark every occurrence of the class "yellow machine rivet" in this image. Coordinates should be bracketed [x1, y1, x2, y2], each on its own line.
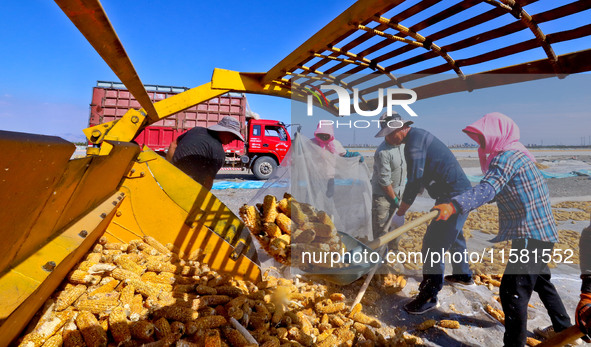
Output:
[131, 115, 140, 124]
[116, 211, 122, 217]
[91, 130, 101, 137]
[140, 172, 145, 177]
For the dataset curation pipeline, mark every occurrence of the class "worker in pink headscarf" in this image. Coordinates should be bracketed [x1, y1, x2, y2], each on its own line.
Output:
[311, 122, 363, 197]
[432, 112, 571, 347]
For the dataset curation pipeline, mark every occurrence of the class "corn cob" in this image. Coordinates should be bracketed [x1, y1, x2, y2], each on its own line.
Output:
[439, 319, 460, 329]
[88, 279, 120, 297]
[192, 315, 227, 330]
[55, 285, 86, 311]
[145, 259, 177, 273]
[215, 285, 246, 297]
[417, 319, 437, 331]
[154, 306, 199, 322]
[130, 320, 155, 340]
[103, 242, 127, 251]
[62, 315, 84, 347]
[118, 283, 135, 308]
[85, 253, 102, 263]
[140, 236, 170, 255]
[75, 297, 119, 315]
[350, 311, 380, 328]
[108, 306, 131, 344]
[111, 268, 141, 281]
[124, 277, 162, 298]
[275, 213, 292, 235]
[221, 326, 250, 347]
[316, 335, 338, 347]
[292, 229, 315, 243]
[75, 261, 96, 271]
[75, 311, 107, 347]
[239, 204, 262, 234]
[269, 235, 290, 256]
[277, 198, 290, 215]
[129, 294, 145, 321]
[173, 283, 195, 293]
[170, 321, 185, 336]
[316, 211, 336, 231]
[153, 317, 172, 340]
[20, 310, 74, 347]
[40, 333, 62, 347]
[114, 254, 145, 275]
[140, 244, 162, 257]
[263, 222, 282, 238]
[68, 270, 101, 285]
[290, 202, 308, 225]
[196, 284, 217, 295]
[288, 327, 314, 346]
[310, 222, 335, 238]
[192, 295, 232, 310]
[91, 244, 103, 253]
[204, 329, 223, 347]
[262, 195, 278, 223]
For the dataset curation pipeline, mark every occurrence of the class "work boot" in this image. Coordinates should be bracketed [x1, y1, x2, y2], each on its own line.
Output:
[444, 274, 474, 286]
[403, 294, 439, 315]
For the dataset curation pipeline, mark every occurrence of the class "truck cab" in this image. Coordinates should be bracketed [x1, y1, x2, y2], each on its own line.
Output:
[245, 119, 291, 179]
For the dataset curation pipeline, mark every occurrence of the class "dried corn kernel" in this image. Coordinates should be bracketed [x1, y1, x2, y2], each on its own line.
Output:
[222, 326, 250, 347]
[192, 295, 232, 310]
[170, 321, 185, 336]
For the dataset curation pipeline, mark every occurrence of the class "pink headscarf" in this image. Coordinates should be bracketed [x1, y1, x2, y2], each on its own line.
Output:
[311, 122, 338, 154]
[463, 112, 536, 174]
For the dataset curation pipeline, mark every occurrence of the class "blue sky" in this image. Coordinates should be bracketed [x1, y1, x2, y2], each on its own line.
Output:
[1, 1, 590, 145]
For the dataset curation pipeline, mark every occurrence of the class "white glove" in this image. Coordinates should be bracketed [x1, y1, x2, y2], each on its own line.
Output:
[390, 213, 405, 230]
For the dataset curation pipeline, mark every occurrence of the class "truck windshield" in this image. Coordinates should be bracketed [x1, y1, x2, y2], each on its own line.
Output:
[265, 126, 287, 141]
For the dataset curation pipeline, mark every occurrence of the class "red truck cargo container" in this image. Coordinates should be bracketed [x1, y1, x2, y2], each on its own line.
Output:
[89, 81, 290, 179]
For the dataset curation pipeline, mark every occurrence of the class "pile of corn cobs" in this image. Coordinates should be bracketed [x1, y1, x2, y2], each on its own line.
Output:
[18, 235, 421, 346]
[240, 194, 346, 267]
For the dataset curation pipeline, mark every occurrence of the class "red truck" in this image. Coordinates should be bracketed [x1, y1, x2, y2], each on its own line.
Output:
[89, 81, 291, 179]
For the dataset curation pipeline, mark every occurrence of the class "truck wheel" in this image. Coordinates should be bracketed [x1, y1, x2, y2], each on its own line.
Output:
[252, 157, 277, 180]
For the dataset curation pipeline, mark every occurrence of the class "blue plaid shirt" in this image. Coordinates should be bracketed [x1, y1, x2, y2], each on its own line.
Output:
[453, 150, 558, 243]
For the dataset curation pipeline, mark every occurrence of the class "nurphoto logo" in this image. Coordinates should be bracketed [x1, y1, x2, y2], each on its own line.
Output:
[306, 85, 418, 117]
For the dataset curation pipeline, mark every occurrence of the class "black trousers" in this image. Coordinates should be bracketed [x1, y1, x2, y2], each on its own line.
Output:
[500, 238, 571, 347]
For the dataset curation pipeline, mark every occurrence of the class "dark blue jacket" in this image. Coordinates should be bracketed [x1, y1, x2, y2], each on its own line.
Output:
[402, 128, 471, 205]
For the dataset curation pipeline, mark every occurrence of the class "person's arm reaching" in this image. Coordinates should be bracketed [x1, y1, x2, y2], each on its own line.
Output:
[432, 182, 495, 221]
[166, 138, 178, 162]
